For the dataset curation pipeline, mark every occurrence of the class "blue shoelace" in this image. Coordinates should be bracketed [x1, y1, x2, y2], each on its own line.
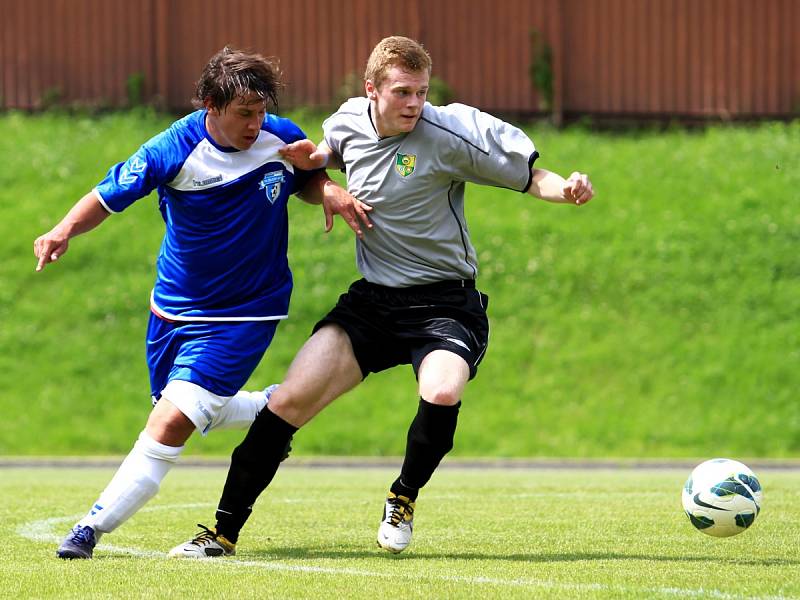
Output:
[70, 526, 95, 545]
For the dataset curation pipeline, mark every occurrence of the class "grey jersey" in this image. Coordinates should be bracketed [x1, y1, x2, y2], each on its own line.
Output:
[323, 98, 538, 287]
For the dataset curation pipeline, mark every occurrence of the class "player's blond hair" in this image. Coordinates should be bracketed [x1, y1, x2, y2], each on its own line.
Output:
[364, 36, 432, 89]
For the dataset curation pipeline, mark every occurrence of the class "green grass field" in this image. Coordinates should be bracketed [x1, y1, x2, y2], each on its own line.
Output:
[3, 465, 798, 599]
[1, 111, 798, 458]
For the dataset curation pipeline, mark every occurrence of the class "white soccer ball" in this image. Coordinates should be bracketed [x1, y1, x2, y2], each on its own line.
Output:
[682, 458, 763, 538]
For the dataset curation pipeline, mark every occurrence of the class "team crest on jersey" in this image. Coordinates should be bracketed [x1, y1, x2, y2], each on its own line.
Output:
[259, 170, 286, 204]
[395, 153, 417, 177]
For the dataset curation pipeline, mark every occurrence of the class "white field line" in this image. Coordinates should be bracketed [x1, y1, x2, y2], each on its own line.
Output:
[18, 504, 794, 600]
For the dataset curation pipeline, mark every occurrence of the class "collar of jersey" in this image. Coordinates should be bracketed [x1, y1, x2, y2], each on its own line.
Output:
[367, 104, 410, 143]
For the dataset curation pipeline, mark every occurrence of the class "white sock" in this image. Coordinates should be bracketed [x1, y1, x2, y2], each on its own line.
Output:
[78, 431, 183, 535]
[207, 386, 271, 432]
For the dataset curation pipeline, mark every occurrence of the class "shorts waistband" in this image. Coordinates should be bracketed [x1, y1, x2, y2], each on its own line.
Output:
[363, 278, 476, 293]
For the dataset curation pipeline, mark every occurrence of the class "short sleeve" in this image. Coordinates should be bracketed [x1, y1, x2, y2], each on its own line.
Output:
[94, 129, 185, 213]
[437, 104, 538, 193]
[322, 98, 366, 160]
[322, 114, 345, 158]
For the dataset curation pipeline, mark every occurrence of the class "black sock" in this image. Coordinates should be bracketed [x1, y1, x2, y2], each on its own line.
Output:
[214, 407, 297, 543]
[390, 478, 420, 501]
[392, 398, 461, 501]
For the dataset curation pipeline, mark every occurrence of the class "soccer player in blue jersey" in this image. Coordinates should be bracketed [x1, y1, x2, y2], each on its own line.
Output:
[33, 47, 369, 560]
[170, 36, 593, 558]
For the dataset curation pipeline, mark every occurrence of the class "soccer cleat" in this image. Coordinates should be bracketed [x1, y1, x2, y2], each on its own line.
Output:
[56, 525, 97, 559]
[168, 524, 235, 558]
[376, 492, 415, 553]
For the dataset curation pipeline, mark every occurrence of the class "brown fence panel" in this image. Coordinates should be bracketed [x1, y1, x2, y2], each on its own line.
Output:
[0, 0, 159, 109]
[419, 0, 557, 111]
[156, 0, 426, 109]
[561, 0, 799, 117]
[1, 0, 798, 117]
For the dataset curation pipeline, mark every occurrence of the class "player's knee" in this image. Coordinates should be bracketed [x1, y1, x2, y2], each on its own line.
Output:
[145, 418, 194, 446]
[267, 383, 320, 422]
[146, 400, 195, 444]
[265, 385, 298, 415]
[420, 387, 461, 407]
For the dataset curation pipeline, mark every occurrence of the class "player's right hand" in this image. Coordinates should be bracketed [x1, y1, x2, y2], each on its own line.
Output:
[33, 230, 69, 272]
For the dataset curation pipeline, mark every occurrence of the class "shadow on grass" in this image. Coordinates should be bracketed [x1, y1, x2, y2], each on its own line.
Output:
[248, 547, 798, 568]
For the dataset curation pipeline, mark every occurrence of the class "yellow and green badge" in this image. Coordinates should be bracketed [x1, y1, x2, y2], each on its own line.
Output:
[395, 153, 416, 177]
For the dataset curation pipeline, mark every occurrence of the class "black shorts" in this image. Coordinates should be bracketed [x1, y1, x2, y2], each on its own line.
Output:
[313, 278, 490, 380]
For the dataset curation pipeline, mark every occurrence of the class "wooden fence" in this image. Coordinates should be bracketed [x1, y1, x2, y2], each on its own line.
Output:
[1, 0, 798, 118]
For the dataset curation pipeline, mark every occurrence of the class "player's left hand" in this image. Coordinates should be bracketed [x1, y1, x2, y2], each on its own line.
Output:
[563, 172, 594, 205]
[321, 179, 373, 239]
[279, 139, 328, 170]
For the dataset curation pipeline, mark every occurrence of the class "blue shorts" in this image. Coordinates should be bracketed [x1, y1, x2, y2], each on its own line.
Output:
[146, 313, 279, 399]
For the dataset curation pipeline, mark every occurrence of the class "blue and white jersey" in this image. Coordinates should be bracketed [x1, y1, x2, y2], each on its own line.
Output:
[95, 110, 317, 321]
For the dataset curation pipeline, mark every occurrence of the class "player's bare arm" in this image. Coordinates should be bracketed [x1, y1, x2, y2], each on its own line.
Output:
[34, 191, 111, 272]
[528, 168, 594, 205]
[298, 171, 373, 239]
[279, 139, 344, 171]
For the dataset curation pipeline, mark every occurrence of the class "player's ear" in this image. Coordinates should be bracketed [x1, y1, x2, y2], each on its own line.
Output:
[365, 80, 377, 100]
[203, 97, 219, 114]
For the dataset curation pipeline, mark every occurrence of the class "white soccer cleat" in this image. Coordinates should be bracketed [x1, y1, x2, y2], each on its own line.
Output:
[376, 492, 415, 553]
[168, 524, 235, 558]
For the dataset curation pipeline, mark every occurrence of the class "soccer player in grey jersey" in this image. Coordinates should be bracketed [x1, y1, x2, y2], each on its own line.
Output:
[170, 36, 593, 557]
[321, 94, 540, 286]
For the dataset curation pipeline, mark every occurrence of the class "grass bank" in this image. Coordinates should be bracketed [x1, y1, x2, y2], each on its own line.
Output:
[1, 110, 797, 457]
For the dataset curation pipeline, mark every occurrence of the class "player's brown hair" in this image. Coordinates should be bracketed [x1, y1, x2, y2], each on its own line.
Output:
[194, 47, 282, 111]
[364, 36, 432, 89]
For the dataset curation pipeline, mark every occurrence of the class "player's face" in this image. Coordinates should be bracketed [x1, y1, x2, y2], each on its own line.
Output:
[205, 92, 267, 151]
[367, 66, 429, 138]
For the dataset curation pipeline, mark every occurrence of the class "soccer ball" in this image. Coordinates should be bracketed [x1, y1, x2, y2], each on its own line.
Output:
[681, 458, 763, 538]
